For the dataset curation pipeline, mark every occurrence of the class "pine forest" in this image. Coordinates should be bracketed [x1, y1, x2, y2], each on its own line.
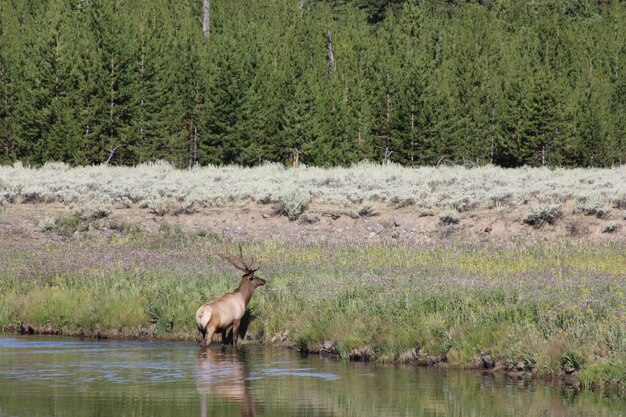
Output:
[0, 0, 624, 168]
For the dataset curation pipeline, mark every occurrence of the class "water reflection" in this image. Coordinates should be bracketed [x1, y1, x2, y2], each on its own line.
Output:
[196, 348, 257, 417]
[0, 336, 623, 417]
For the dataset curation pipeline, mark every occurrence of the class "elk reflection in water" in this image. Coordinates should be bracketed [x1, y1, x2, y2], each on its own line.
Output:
[196, 347, 258, 417]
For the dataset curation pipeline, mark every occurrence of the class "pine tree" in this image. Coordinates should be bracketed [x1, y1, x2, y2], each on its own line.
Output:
[85, 0, 134, 164]
[518, 68, 571, 167]
[199, 43, 251, 165]
[0, 0, 623, 167]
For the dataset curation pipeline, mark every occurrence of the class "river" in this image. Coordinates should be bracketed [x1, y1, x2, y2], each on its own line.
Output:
[0, 336, 623, 417]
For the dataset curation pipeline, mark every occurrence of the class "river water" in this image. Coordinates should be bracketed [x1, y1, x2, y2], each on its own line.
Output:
[0, 336, 623, 417]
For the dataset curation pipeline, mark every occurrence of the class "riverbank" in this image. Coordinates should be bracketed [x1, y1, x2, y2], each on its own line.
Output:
[0, 221, 624, 396]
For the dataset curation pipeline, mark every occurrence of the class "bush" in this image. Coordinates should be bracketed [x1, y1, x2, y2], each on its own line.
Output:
[560, 350, 583, 374]
[450, 196, 478, 212]
[109, 220, 143, 234]
[601, 221, 620, 234]
[418, 207, 434, 217]
[53, 215, 89, 237]
[145, 198, 196, 216]
[300, 211, 320, 224]
[438, 209, 460, 226]
[36, 216, 56, 232]
[1, 163, 625, 215]
[391, 197, 415, 208]
[278, 189, 311, 220]
[74, 196, 112, 220]
[573, 198, 611, 218]
[195, 229, 221, 241]
[565, 220, 588, 237]
[523, 204, 563, 227]
[358, 205, 379, 217]
[157, 221, 184, 236]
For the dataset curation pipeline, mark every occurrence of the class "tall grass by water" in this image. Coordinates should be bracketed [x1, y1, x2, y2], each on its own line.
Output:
[0, 233, 624, 393]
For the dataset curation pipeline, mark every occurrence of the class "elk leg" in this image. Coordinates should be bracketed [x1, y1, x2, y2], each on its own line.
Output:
[232, 319, 241, 347]
[222, 329, 228, 345]
[198, 324, 207, 347]
[204, 325, 216, 348]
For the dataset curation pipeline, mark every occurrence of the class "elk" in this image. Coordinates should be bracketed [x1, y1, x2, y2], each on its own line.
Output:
[196, 245, 266, 348]
[197, 348, 257, 417]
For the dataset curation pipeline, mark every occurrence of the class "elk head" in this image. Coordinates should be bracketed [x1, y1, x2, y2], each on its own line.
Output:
[215, 244, 266, 290]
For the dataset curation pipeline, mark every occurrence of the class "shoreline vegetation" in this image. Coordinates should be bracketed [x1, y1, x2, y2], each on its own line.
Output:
[1, 163, 624, 395]
[0, 229, 624, 395]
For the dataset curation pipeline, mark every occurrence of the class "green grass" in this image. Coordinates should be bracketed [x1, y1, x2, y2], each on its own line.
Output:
[0, 235, 624, 394]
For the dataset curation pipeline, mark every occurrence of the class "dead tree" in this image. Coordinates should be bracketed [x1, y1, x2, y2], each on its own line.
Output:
[104, 145, 124, 165]
[326, 28, 335, 80]
[202, 0, 210, 38]
[288, 148, 301, 168]
[377, 143, 393, 164]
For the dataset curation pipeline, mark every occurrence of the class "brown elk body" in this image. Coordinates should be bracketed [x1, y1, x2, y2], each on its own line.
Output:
[197, 349, 257, 417]
[196, 246, 265, 347]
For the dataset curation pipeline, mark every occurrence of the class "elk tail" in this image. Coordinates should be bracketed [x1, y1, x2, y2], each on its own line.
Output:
[196, 307, 212, 332]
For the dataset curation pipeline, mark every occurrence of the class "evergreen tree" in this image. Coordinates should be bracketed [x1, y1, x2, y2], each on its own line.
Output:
[0, 0, 623, 168]
[518, 68, 571, 167]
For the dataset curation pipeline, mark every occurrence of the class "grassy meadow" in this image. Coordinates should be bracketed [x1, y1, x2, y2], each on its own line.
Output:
[0, 231, 624, 393]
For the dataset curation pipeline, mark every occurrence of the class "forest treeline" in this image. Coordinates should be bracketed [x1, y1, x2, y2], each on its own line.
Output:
[0, 0, 624, 168]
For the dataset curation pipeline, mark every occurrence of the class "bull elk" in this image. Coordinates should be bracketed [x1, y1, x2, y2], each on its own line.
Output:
[195, 245, 266, 347]
[197, 348, 257, 417]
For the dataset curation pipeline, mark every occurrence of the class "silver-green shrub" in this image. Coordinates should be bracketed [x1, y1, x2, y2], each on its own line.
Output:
[1, 162, 625, 213]
[358, 205, 379, 217]
[418, 207, 434, 217]
[36, 216, 56, 232]
[74, 195, 112, 220]
[144, 198, 196, 216]
[438, 209, 460, 226]
[601, 221, 620, 233]
[573, 196, 611, 218]
[300, 210, 320, 224]
[278, 189, 311, 220]
[523, 204, 564, 227]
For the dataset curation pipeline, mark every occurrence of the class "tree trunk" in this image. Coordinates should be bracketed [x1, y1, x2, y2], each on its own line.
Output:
[110, 56, 115, 138]
[202, 0, 210, 38]
[410, 106, 415, 163]
[326, 28, 335, 80]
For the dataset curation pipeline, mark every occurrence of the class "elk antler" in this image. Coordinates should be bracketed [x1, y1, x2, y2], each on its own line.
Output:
[214, 243, 258, 274]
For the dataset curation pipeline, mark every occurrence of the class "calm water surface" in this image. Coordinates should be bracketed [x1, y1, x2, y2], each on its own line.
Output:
[0, 336, 623, 417]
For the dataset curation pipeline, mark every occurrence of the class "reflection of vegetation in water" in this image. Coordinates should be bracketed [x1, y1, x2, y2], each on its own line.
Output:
[0, 341, 623, 417]
[0, 236, 624, 392]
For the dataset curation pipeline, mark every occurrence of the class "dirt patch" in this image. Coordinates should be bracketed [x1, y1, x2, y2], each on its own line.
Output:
[1, 201, 624, 245]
